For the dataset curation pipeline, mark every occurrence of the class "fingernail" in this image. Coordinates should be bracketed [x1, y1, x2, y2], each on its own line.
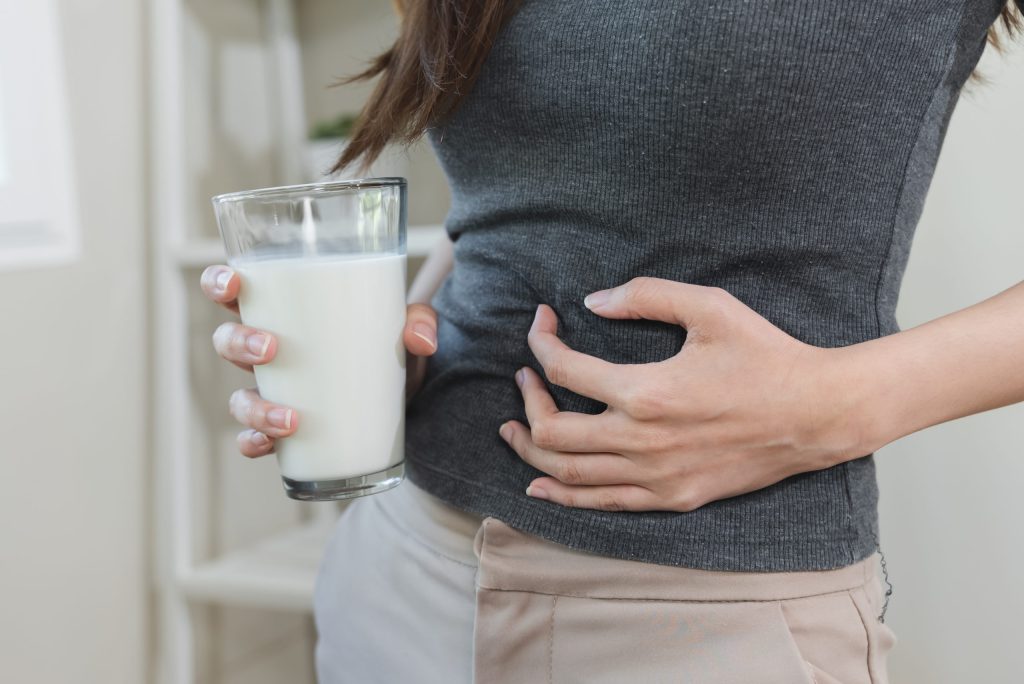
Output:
[515, 368, 525, 387]
[246, 334, 271, 357]
[499, 422, 511, 441]
[267, 408, 293, 430]
[411, 322, 437, 350]
[526, 485, 549, 500]
[583, 289, 611, 309]
[216, 270, 233, 292]
[251, 431, 271, 446]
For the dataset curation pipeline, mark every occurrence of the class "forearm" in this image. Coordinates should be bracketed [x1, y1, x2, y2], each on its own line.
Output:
[837, 279, 1024, 454]
[407, 231, 454, 305]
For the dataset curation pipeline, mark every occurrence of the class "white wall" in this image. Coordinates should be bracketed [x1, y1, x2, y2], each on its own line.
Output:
[880, 38, 1024, 683]
[0, 1, 148, 683]
[298, 0, 451, 225]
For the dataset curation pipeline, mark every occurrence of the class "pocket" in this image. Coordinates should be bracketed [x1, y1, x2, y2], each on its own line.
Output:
[552, 597, 821, 684]
[778, 590, 875, 684]
[771, 601, 832, 684]
[849, 585, 897, 684]
[475, 591, 821, 684]
[472, 520, 819, 684]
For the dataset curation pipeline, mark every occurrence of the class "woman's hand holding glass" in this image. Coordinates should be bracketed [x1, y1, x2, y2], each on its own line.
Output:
[200, 264, 438, 458]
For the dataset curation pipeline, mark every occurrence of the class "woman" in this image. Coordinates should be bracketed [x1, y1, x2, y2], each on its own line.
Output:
[201, 1, 1023, 682]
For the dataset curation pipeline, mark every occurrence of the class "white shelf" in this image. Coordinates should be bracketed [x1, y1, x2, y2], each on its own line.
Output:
[174, 224, 446, 268]
[150, 0, 449, 679]
[179, 516, 337, 613]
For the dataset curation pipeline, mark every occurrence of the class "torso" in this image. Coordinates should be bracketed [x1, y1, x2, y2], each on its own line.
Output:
[405, 0, 1007, 571]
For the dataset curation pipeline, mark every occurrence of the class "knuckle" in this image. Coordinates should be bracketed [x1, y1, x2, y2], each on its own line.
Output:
[237, 430, 272, 458]
[666, 433, 691, 458]
[597, 492, 625, 512]
[627, 275, 655, 292]
[205, 269, 235, 303]
[619, 389, 643, 417]
[643, 455, 676, 483]
[236, 431, 257, 456]
[708, 285, 733, 302]
[229, 389, 263, 427]
[626, 276, 658, 304]
[229, 330, 250, 356]
[635, 422, 670, 452]
[704, 286, 735, 316]
[544, 352, 570, 388]
[622, 388, 660, 420]
[672, 485, 703, 512]
[244, 400, 266, 427]
[530, 419, 557, 450]
[555, 459, 585, 485]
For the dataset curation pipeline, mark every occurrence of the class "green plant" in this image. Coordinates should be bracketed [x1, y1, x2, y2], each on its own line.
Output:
[309, 112, 359, 140]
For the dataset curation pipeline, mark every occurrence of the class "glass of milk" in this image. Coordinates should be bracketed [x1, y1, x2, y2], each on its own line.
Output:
[212, 178, 407, 501]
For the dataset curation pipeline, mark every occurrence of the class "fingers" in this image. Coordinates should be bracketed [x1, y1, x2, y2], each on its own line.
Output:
[515, 366, 629, 453]
[527, 304, 635, 404]
[212, 322, 277, 372]
[404, 302, 438, 357]
[228, 387, 298, 439]
[500, 419, 635, 486]
[205, 264, 288, 460]
[237, 429, 276, 458]
[200, 265, 240, 313]
[583, 276, 733, 338]
[525, 478, 659, 512]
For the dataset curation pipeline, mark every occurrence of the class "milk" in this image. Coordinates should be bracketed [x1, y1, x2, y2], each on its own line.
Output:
[233, 252, 407, 482]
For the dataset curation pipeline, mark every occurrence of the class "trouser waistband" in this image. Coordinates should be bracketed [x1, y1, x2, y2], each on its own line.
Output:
[474, 517, 878, 602]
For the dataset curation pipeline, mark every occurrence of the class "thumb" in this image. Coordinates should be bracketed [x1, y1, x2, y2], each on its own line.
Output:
[582, 276, 724, 332]
[404, 302, 438, 356]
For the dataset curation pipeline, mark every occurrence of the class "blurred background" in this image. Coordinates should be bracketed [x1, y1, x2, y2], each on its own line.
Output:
[0, 1, 1020, 682]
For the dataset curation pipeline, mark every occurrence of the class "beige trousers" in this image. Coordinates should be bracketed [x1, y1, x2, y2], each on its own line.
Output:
[313, 479, 897, 684]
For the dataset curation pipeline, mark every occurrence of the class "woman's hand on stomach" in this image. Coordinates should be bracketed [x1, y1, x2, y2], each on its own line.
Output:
[200, 264, 439, 458]
[498, 277, 872, 513]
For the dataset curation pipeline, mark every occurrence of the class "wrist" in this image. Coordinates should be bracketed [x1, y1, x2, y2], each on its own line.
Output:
[814, 339, 906, 463]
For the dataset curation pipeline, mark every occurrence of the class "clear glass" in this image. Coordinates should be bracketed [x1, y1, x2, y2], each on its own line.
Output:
[212, 178, 407, 501]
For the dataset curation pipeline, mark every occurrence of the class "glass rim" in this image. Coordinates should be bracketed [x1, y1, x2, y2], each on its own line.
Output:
[211, 177, 407, 205]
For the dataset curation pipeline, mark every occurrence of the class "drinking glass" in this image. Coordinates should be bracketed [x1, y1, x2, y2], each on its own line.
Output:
[212, 178, 407, 501]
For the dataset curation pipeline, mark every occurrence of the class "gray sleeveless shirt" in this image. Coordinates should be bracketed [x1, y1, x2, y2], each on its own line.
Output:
[405, 0, 1013, 570]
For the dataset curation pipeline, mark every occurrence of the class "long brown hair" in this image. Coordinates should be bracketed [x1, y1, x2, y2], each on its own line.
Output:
[975, 2, 1024, 82]
[330, 0, 520, 174]
[333, 0, 1022, 174]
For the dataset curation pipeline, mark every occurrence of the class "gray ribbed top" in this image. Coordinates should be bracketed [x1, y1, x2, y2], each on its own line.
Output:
[405, 0, 1008, 571]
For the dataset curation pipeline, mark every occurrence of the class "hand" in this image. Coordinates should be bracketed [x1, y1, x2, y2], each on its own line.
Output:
[498, 277, 865, 512]
[200, 264, 439, 458]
